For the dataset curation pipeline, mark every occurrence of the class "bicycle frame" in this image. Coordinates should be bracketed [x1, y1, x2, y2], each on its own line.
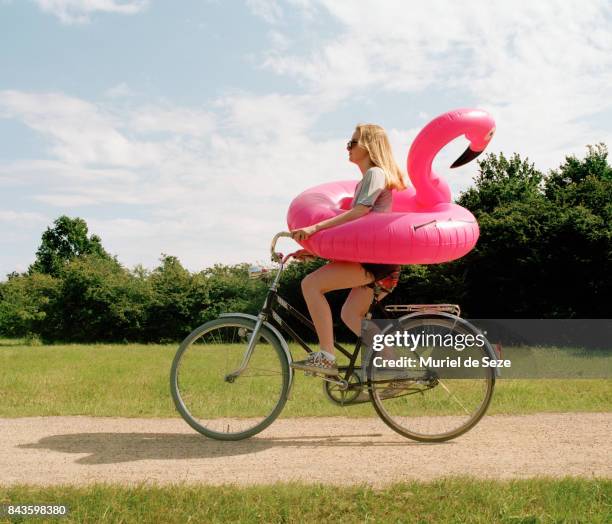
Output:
[245, 245, 392, 385]
[269, 288, 389, 380]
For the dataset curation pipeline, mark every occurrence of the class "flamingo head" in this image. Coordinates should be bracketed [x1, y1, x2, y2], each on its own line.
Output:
[450, 125, 496, 169]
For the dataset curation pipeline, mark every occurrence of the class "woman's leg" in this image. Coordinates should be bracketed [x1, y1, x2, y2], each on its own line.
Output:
[340, 285, 375, 336]
[301, 261, 374, 355]
[341, 265, 397, 336]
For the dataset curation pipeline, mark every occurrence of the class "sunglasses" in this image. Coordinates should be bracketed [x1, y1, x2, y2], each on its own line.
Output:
[346, 139, 359, 150]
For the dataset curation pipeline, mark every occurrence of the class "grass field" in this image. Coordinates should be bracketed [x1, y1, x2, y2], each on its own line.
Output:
[1, 339, 610, 523]
[1, 478, 610, 523]
[1, 339, 610, 418]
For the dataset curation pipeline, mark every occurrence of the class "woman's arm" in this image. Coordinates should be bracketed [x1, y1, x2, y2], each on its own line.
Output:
[314, 204, 370, 232]
[291, 205, 370, 241]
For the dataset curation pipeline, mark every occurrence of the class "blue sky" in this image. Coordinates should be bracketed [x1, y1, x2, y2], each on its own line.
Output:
[1, 0, 612, 278]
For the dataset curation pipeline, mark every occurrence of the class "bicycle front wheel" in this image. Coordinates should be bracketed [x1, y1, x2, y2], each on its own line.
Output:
[170, 316, 290, 440]
[367, 315, 495, 442]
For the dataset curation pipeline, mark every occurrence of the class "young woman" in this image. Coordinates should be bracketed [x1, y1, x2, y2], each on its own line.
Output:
[290, 124, 407, 375]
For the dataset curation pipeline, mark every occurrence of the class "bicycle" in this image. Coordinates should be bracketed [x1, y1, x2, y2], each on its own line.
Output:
[170, 232, 497, 442]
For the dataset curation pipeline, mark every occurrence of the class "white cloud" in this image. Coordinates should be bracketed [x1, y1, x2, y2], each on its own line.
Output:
[260, 0, 612, 171]
[128, 105, 215, 137]
[267, 30, 291, 50]
[245, 0, 283, 25]
[0, 210, 48, 224]
[215, 92, 317, 141]
[3, 1, 612, 275]
[0, 89, 354, 271]
[0, 160, 141, 183]
[104, 83, 135, 98]
[34, 0, 148, 24]
[0, 211, 51, 276]
[0, 91, 218, 171]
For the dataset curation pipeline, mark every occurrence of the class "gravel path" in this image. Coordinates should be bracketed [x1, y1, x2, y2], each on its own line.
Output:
[1, 413, 610, 487]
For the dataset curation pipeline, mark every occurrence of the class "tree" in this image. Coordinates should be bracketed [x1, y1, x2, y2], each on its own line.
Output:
[457, 152, 545, 216]
[38, 254, 151, 342]
[28, 215, 113, 277]
[544, 143, 612, 219]
[0, 272, 60, 337]
[457, 145, 611, 318]
[145, 254, 203, 342]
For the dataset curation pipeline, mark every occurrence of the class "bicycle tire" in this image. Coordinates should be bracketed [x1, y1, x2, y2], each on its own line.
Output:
[366, 314, 495, 442]
[170, 316, 290, 441]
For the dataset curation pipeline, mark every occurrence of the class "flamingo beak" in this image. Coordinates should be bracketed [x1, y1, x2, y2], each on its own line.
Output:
[450, 147, 483, 169]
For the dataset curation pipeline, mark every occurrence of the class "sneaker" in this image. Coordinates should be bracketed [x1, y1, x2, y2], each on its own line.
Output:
[290, 351, 339, 376]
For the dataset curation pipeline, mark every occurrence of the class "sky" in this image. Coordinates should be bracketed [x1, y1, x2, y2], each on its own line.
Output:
[1, 0, 611, 278]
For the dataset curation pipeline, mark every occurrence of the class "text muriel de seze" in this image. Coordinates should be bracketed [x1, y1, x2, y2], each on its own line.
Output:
[371, 331, 512, 369]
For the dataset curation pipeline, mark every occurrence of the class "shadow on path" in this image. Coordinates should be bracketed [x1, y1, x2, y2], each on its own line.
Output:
[18, 431, 449, 465]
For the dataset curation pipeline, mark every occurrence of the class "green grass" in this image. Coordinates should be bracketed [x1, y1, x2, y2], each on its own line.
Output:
[0, 339, 610, 418]
[1, 339, 609, 522]
[1, 478, 610, 523]
[489, 345, 612, 379]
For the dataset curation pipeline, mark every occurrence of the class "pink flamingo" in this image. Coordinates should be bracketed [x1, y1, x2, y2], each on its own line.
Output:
[287, 108, 496, 264]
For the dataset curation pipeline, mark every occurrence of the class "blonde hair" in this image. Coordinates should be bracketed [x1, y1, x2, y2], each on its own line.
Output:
[355, 123, 407, 191]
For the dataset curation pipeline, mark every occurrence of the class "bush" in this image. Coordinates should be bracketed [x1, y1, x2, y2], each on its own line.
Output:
[0, 272, 60, 338]
[36, 254, 151, 342]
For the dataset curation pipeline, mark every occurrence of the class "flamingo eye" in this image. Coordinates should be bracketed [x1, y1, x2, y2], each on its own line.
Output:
[485, 127, 496, 141]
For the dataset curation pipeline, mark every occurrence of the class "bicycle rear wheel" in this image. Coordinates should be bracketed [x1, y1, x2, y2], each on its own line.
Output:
[367, 315, 495, 442]
[170, 316, 290, 440]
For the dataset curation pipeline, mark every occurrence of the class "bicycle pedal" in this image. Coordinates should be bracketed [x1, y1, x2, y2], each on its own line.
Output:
[321, 375, 348, 388]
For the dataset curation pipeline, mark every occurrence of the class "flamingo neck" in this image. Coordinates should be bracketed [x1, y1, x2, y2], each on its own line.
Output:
[408, 126, 464, 206]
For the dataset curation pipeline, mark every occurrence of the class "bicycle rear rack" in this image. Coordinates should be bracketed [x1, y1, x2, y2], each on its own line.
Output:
[384, 304, 461, 317]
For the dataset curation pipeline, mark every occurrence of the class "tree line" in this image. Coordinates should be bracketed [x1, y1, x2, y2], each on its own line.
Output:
[1, 144, 610, 343]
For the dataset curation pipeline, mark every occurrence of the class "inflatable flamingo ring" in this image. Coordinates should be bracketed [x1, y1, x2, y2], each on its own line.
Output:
[286, 108, 496, 264]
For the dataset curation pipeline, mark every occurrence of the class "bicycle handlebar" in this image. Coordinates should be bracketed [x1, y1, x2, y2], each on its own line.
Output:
[270, 231, 294, 263]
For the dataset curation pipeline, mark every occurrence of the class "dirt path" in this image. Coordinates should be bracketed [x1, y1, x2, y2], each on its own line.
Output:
[1, 413, 610, 487]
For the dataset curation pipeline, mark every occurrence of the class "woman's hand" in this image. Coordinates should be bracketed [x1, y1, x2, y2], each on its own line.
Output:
[291, 225, 318, 241]
[292, 248, 317, 261]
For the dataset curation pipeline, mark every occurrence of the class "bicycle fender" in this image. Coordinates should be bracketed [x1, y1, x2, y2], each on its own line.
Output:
[219, 312, 296, 389]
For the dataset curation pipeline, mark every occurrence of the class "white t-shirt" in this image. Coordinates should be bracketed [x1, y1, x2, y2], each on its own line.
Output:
[350, 166, 392, 212]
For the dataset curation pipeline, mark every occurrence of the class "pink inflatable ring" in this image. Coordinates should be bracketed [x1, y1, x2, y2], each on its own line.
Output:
[286, 108, 496, 264]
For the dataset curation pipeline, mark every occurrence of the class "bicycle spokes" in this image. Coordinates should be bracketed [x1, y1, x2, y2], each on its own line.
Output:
[170, 317, 290, 440]
[367, 316, 495, 442]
